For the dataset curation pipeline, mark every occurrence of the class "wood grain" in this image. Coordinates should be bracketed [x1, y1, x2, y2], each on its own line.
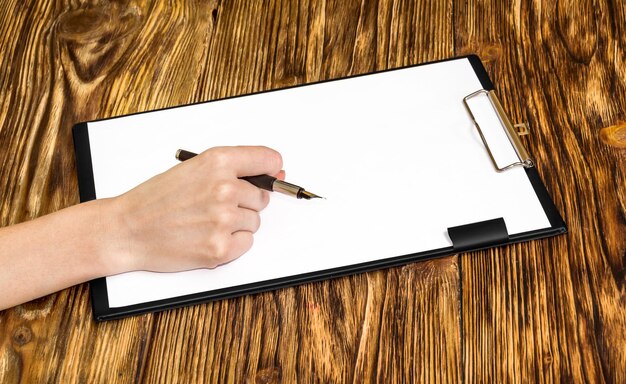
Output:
[0, 0, 624, 382]
[456, 1, 626, 382]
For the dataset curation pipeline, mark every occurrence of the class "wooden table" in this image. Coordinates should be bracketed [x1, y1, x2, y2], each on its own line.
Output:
[1, 1, 624, 382]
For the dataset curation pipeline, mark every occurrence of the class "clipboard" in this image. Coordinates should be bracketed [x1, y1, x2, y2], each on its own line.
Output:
[73, 55, 566, 321]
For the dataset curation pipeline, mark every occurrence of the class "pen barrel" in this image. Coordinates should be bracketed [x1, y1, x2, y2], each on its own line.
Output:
[175, 149, 197, 161]
[241, 175, 276, 192]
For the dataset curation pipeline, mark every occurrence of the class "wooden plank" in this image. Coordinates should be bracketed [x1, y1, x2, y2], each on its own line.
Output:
[139, 261, 460, 382]
[456, 0, 626, 382]
[8, 0, 623, 382]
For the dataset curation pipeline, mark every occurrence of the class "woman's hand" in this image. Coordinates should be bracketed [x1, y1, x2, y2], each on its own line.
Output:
[0, 145, 283, 310]
[106, 146, 284, 273]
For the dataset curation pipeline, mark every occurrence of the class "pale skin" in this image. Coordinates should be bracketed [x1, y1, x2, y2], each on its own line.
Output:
[0, 146, 284, 311]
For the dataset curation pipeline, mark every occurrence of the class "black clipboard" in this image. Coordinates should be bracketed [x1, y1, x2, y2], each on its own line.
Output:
[73, 55, 566, 321]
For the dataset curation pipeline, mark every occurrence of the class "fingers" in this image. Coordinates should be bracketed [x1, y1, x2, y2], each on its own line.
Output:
[203, 209, 260, 268]
[209, 177, 271, 211]
[199, 146, 283, 178]
[195, 146, 283, 210]
[210, 204, 262, 235]
[188, 146, 283, 268]
[233, 207, 261, 233]
[214, 231, 254, 267]
[235, 179, 271, 211]
[232, 146, 283, 178]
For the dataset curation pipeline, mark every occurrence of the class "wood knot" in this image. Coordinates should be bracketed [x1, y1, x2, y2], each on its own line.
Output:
[556, 0, 598, 63]
[403, 256, 457, 279]
[12, 326, 32, 346]
[55, 2, 143, 82]
[255, 367, 281, 384]
[478, 44, 502, 64]
[600, 121, 626, 148]
[274, 74, 306, 88]
[459, 44, 501, 64]
[15, 295, 54, 320]
[543, 353, 553, 365]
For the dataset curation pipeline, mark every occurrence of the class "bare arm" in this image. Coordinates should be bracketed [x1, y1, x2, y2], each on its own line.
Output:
[0, 146, 283, 310]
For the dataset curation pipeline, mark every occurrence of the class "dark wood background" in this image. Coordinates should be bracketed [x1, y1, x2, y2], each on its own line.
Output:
[1, 0, 624, 382]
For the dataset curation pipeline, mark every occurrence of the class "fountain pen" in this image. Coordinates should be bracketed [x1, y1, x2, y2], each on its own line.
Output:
[175, 149, 323, 200]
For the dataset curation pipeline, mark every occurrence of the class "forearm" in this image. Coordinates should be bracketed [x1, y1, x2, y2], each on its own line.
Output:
[0, 146, 282, 310]
[0, 199, 122, 310]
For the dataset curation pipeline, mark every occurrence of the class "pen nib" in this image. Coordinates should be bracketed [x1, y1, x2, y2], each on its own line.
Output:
[299, 190, 324, 200]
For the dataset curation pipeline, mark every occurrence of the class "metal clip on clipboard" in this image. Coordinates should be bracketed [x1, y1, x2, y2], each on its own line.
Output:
[463, 89, 534, 172]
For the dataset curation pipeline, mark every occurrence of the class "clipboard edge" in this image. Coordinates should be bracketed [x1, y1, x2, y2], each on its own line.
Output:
[72, 122, 97, 203]
[524, 167, 568, 232]
[467, 54, 495, 91]
[72, 55, 488, 127]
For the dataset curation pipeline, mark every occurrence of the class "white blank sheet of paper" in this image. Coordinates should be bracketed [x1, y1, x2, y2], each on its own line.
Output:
[86, 57, 551, 308]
